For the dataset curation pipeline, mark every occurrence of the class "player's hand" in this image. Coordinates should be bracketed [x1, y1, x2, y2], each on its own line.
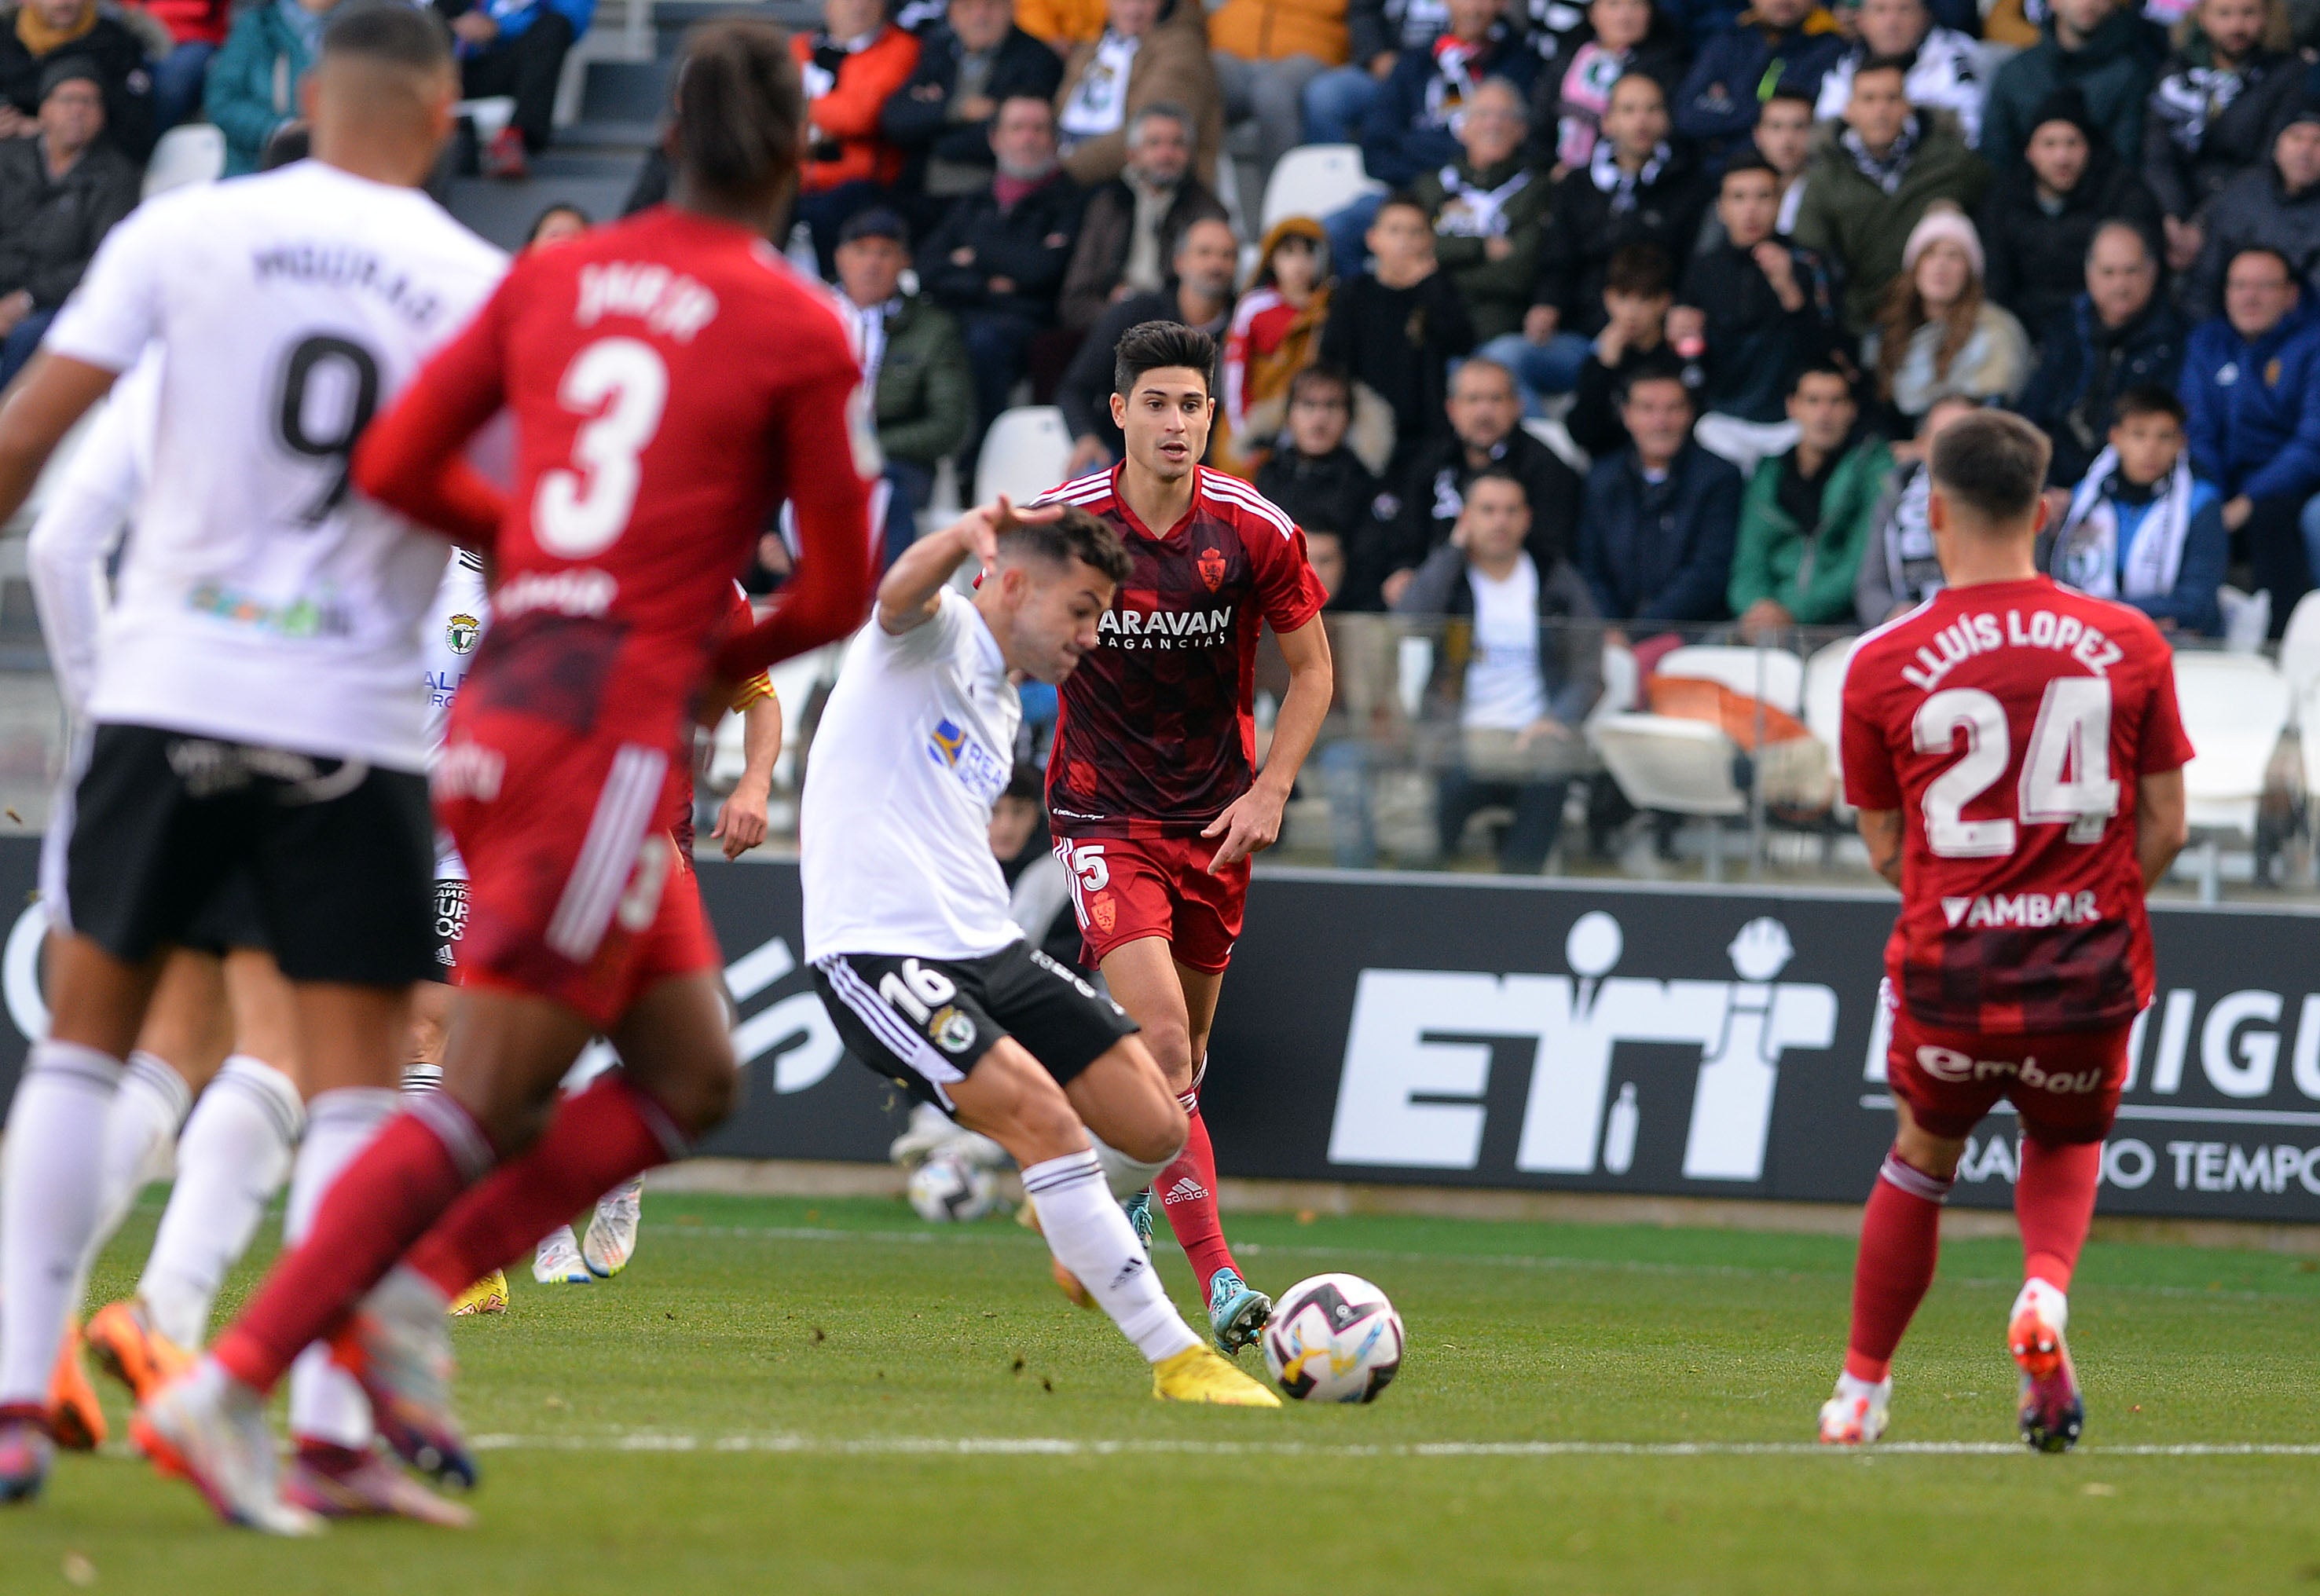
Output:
[950, 494, 1061, 573]
[1202, 783, 1287, 871]
[713, 780, 770, 858]
[2223, 495, 2253, 532]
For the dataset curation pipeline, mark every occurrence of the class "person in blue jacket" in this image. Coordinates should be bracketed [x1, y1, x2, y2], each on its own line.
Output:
[434, 0, 594, 178]
[1578, 353, 1745, 627]
[2047, 385, 2227, 637]
[2180, 243, 2320, 631]
[1670, 0, 1847, 164]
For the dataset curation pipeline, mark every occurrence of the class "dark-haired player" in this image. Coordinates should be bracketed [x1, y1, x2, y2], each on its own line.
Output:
[802, 497, 1277, 1406]
[139, 15, 876, 1530]
[0, 2, 507, 1517]
[1823, 410, 2190, 1452]
[1039, 320, 1333, 1352]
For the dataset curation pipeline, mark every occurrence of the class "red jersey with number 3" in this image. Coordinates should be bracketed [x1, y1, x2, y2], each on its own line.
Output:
[385, 205, 870, 770]
[1039, 464, 1328, 840]
[1842, 577, 2193, 1034]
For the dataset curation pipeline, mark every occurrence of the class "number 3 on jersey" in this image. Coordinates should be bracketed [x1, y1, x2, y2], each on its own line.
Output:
[534, 337, 669, 557]
[1912, 678, 2120, 858]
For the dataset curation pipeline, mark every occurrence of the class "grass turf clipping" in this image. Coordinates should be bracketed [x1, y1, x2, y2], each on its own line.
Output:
[20, 1192, 2320, 1594]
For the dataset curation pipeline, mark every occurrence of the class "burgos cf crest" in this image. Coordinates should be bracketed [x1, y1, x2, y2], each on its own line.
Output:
[445, 613, 481, 655]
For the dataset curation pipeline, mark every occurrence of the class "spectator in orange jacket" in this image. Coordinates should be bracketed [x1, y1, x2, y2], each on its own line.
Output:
[1054, 0, 1222, 188]
[793, 0, 922, 275]
[1018, 0, 1106, 52]
[1209, 0, 1347, 189]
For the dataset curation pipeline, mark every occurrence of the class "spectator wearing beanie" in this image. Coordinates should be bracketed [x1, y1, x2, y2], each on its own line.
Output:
[1866, 205, 2031, 428]
[2144, 0, 2303, 277]
[2183, 103, 2320, 323]
[1981, 0, 2156, 176]
[2014, 218, 2186, 485]
[1794, 56, 1989, 338]
[1219, 215, 1333, 477]
[1978, 86, 2162, 339]
[0, 0, 156, 161]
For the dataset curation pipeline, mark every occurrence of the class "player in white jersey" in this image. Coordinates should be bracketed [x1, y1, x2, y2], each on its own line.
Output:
[0, 4, 504, 1523]
[800, 498, 1276, 1408]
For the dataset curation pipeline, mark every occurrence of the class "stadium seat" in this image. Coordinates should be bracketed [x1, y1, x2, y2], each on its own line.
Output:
[1588, 712, 1746, 877]
[1655, 643, 1805, 715]
[1521, 415, 1589, 475]
[2172, 650, 2291, 901]
[1801, 634, 1861, 818]
[141, 123, 225, 200]
[1259, 144, 1381, 233]
[1592, 640, 1639, 724]
[456, 96, 518, 148]
[973, 406, 1073, 507]
[2278, 590, 2320, 723]
[2217, 584, 2271, 653]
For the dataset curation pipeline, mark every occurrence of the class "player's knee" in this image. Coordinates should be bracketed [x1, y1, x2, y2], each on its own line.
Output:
[1138, 1016, 1195, 1086]
[651, 1044, 742, 1138]
[1116, 1088, 1186, 1167]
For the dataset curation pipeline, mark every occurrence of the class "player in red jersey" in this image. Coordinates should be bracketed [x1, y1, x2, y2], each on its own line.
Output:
[1822, 411, 2190, 1453]
[1036, 320, 1333, 1352]
[140, 20, 876, 1528]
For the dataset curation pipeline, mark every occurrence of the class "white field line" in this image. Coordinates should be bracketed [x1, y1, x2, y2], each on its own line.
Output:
[639, 1222, 2318, 1305]
[464, 1431, 2320, 1460]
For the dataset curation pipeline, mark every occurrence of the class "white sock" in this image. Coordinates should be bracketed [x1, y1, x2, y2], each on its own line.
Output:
[137, 1055, 304, 1349]
[1087, 1133, 1171, 1201]
[1836, 1370, 1889, 1405]
[77, 1050, 193, 1288]
[1023, 1148, 1200, 1364]
[282, 1087, 398, 1448]
[0, 1041, 123, 1405]
[2012, 1276, 2069, 1332]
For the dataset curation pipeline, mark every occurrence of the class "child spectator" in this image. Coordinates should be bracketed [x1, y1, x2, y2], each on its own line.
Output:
[2047, 384, 2227, 635]
[1255, 365, 1391, 606]
[1318, 191, 1476, 484]
[1565, 241, 1681, 459]
[1219, 217, 1332, 476]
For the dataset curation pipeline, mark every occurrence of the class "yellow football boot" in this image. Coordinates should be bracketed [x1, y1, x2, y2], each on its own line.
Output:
[1152, 1344, 1281, 1407]
[447, 1270, 508, 1316]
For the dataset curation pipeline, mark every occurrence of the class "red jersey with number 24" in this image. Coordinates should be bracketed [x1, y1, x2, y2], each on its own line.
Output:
[1040, 464, 1328, 840]
[1841, 577, 2193, 1034]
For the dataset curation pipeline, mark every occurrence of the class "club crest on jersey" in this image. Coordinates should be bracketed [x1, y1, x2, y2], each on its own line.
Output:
[1197, 545, 1226, 591]
[445, 613, 480, 655]
[1089, 895, 1116, 934]
[928, 1005, 977, 1054]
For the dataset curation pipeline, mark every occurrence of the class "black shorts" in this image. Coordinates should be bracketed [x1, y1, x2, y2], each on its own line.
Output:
[178, 869, 268, 957]
[428, 877, 467, 983]
[812, 942, 1138, 1110]
[61, 723, 435, 987]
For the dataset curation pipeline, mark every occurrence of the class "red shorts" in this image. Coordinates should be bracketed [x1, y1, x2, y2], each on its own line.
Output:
[437, 714, 720, 1030]
[1053, 833, 1249, 974]
[1885, 988, 2132, 1144]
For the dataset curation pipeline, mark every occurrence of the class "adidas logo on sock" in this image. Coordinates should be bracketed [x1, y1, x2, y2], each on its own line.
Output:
[1111, 1254, 1147, 1290]
[1161, 1176, 1207, 1206]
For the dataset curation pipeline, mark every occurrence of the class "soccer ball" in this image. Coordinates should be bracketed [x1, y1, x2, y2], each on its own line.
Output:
[907, 1151, 998, 1223]
[1261, 1273, 1404, 1403]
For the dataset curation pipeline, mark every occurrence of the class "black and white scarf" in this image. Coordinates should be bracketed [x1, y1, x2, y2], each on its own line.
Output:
[1842, 114, 1919, 196]
[1589, 139, 1669, 214]
[1433, 162, 1532, 236]
[1881, 463, 1944, 608]
[2054, 445, 2195, 601]
[2151, 61, 2249, 154]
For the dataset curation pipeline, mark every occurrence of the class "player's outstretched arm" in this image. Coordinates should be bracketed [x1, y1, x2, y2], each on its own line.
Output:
[350, 317, 509, 549]
[876, 500, 1002, 635]
[1855, 807, 1904, 888]
[2136, 768, 2189, 891]
[0, 354, 117, 533]
[1204, 614, 1333, 873]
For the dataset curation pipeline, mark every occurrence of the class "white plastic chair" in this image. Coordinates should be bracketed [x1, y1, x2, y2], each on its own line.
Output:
[1521, 415, 1589, 476]
[456, 96, 517, 147]
[1588, 712, 1746, 877]
[1590, 641, 1639, 725]
[1655, 643, 1806, 715]
[1259, 145, 1382, 233]
[2278, 590, 2320, 723]
[1801, 633, 1861, 818]
[141, 123, 225, 200]
[973, 406, 1075, 507]
[2173, 651, 2291, 900]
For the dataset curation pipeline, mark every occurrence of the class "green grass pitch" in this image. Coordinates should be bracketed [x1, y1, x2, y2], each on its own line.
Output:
[16, 1191, 2320, 1594]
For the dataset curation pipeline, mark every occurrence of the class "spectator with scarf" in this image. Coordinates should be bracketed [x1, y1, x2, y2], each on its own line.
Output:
[2047, 384, 2227, 634]
[2144, 0, 2300, 276]
[1411, 74, 1543, 343]
[1854, 393, 1982, 622]
[2013, 218, 2186, 485]
[1814, 0, 1983, 148]
[1530, 0, 1680, 174]
[1219, 215, 1332, 475]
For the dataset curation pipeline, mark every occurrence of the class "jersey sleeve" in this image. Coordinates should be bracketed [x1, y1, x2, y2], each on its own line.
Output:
[350, 273, 515, 548]
[2136, 640, 2195, 776]
[1248, 510, 1328, 635]
[1840, 649, 1904, 811]
[719, 588, 776, 708]
[42, 201, 177, 373]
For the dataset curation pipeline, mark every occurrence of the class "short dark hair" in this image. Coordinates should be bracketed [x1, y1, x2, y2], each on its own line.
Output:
[1288, 363, 1351, 407]
[1764, 86, 1816, 111]
[2113, 383, 2186, 427]
[1604, 242, 1673, 300]
[1607, 69, 1664, 107]
[2227, 243, 2296, 284]
[525, 202, 592, 244]
[1854, 53, 1913, 80]
[1112, 320, 1216, 398]
[1616, 350, 1691, 408]
[321, 1, 453, 72]
[1720, 153, 1780, 187]
[1464, 466, 1530, 505]
[1929, 411, 2051, 525]
[1003, 502, 1132, 586]
[1787, 358, 1853, 398]
[1375, 189, 1431, 225]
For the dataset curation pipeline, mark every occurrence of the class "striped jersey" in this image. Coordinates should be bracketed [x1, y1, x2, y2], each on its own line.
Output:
[1037, 464, 1328, 839]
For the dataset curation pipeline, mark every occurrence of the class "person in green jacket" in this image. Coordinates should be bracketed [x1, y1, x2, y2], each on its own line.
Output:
[204, 0, 336, 175]
[1791, 57, 1988, 338]
[1730, 360, 1893, 639]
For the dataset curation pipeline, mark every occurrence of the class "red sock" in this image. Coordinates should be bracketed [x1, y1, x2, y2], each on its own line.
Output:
[406, 1074, 681, 1297]
[1844, 1151, 1953, 1384]
[211, 1095, 493, 1394]
[1158, 1090, 1237, 1299]
[2016, 1136, 2102, 1291]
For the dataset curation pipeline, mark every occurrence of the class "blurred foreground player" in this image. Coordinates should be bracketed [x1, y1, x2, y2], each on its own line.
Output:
[1825, 410, 2190, 1451]
[141, 16, 876, 1531]
[1036, 321, 1332, 1353]
[802, 498, 1276, 1406]
[0, 3, 506, 1515]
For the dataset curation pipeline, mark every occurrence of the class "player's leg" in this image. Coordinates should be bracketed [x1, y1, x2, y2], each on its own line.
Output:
[1821, 1096, 1967, 1445]
[407, 977, 518, 1312]
[0, 931, 166, 1497]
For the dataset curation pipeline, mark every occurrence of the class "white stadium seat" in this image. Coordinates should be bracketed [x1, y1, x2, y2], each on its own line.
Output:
[2278, 589, 2320, 723]
[1588, 712, 1746, 877]
[1655, 643, 1805, 715]
[1801, 634, 1861, 818]
[973, 406, 1073, 507]
[456, 96, 518, 147]
[141, 123, 225, 200]
[1259, 144, 1381, 233]
[2172, 651, 2290, 900]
